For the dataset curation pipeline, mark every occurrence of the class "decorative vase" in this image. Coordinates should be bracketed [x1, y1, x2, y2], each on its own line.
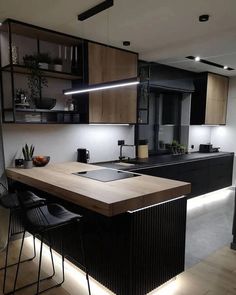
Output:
[23, 160, 33, 169]
[39, 63, 49, 70]
[54, 64, 62, 72]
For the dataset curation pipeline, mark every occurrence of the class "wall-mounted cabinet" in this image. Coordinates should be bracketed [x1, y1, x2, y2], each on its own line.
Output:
[0, 19, 138, 125]
[88, 42, 138, 124]
[0, 19, 86, 124]
[190, 72, 229, 125]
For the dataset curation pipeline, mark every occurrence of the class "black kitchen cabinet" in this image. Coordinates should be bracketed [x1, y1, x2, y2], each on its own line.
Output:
[134, 154, 234, 198]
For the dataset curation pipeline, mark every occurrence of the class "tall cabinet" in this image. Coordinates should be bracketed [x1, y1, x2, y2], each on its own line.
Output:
[88, 42, 138, 124]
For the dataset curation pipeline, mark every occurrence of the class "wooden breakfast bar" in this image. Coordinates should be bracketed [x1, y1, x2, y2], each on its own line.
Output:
[6, 162, 191, 295]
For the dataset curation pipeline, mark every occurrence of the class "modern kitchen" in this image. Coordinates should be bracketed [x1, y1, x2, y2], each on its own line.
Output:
[0, 1, 236, 295]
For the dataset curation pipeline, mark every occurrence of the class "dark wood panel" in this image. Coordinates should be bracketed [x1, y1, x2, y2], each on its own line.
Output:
[88, 42, 137, 124]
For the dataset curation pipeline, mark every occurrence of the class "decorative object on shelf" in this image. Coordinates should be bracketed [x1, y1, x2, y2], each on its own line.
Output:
[37, 53, 51, 70]
[15, 159, 24, 168]
[53, 57, 63, 72]
[15, 88, 29, 107]
[22, 144, 34, 169]
[33, 156, 50, 167]
[10, 45, 19, 64]
[71, 46, 80, 74]
[35, 97, 56, 110]
[66, 98, 75, 111]
[62, 46, 71, 72]
[23, 54, 48, 106]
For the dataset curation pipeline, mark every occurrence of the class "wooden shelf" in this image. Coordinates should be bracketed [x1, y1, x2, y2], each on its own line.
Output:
[1, 64, 82, 80]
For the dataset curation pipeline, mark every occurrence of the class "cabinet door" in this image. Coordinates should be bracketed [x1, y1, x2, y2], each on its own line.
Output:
[205, 73, 229, 125]
[208, 155, 233, 191]
[88, 42, 137, 123]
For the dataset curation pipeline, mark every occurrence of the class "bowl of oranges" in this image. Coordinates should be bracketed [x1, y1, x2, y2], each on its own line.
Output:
[33, 156, 50, 167]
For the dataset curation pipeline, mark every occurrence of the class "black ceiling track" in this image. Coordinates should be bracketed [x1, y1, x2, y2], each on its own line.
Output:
[186, 56, 234, 71]
[78, 0, 114, 21]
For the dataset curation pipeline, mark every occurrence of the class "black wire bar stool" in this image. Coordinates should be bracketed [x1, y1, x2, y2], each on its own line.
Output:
[9, 192, 91, 295]
[0, 188, 56, 295]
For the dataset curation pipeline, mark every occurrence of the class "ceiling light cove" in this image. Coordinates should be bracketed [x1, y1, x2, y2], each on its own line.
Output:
[186, 56, 234, 71]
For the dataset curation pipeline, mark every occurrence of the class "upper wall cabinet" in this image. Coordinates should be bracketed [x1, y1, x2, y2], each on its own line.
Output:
[190, 72, 229, 125]
[88, 42, 138, 124]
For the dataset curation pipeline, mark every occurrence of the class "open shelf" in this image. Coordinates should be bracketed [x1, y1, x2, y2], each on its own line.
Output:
[14, 108, 77, 113]
[1, 64, 83, 80]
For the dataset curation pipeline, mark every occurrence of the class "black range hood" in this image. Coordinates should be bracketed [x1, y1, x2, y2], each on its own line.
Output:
[145, 62, 195, 93]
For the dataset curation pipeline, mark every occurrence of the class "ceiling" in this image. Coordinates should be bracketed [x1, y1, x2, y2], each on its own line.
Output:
[1, 0, 236, 76]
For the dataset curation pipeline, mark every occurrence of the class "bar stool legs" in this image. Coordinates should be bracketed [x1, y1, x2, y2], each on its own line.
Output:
[9, 231, 65, 295]
[80, 234, 91, 295]
[4, 231, 56, 295]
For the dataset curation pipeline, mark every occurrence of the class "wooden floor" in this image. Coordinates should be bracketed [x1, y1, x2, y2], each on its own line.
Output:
[0, 238, 236, 295]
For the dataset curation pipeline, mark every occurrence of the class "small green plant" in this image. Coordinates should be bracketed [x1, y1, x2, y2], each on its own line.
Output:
[172, 140, 178, 147]
[22, 144, 34, 161]
[23, 54, 48, 99]
[53, 57, 62, 65]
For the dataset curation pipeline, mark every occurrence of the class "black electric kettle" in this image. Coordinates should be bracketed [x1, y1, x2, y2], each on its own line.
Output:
[77, 148, 90, 163]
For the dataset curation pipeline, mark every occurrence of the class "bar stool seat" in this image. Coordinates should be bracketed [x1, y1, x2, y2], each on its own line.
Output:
[26, 204, 81, 232]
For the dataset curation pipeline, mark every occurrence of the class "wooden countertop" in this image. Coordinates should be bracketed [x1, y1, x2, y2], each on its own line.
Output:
[6, 162, 191, 217]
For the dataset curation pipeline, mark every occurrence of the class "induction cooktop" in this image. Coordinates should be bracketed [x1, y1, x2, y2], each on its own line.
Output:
[73, 168, 139, 182]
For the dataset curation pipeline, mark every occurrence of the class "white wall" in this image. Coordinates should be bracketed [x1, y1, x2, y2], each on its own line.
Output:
[188, 125, 212, 152]
[2, 124, 135, 167]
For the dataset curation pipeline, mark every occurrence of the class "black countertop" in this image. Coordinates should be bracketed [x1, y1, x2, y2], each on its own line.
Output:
[96, 152, 234, 171]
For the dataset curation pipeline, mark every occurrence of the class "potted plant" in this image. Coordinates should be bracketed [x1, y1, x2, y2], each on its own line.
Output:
[23, 54, 48, 105]
[22, 144, 35, 169]
[53, 57, 63, 72]
[37, 53, 51, 69]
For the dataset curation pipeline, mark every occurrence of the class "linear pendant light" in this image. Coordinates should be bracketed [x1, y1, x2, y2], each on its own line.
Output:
[63, 77, 140, 95]
[78, 0, 114, 21]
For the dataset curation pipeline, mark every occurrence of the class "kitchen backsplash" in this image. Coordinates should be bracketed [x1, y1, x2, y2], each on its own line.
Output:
[2, 124, 135, 167]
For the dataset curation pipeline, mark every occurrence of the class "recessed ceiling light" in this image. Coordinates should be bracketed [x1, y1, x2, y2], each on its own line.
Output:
[123, 41, 130, 46]
[186, 56, 234, 71]
[199, 14, 210, 22]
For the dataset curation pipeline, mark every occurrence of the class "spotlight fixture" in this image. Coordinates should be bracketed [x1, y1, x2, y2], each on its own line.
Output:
[78, 0, 114, 21]
[186, 56, 234, 71]
[199, 14, 210, 22]
[123, 41, 131, 46]
[63, 77, 140, 95]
